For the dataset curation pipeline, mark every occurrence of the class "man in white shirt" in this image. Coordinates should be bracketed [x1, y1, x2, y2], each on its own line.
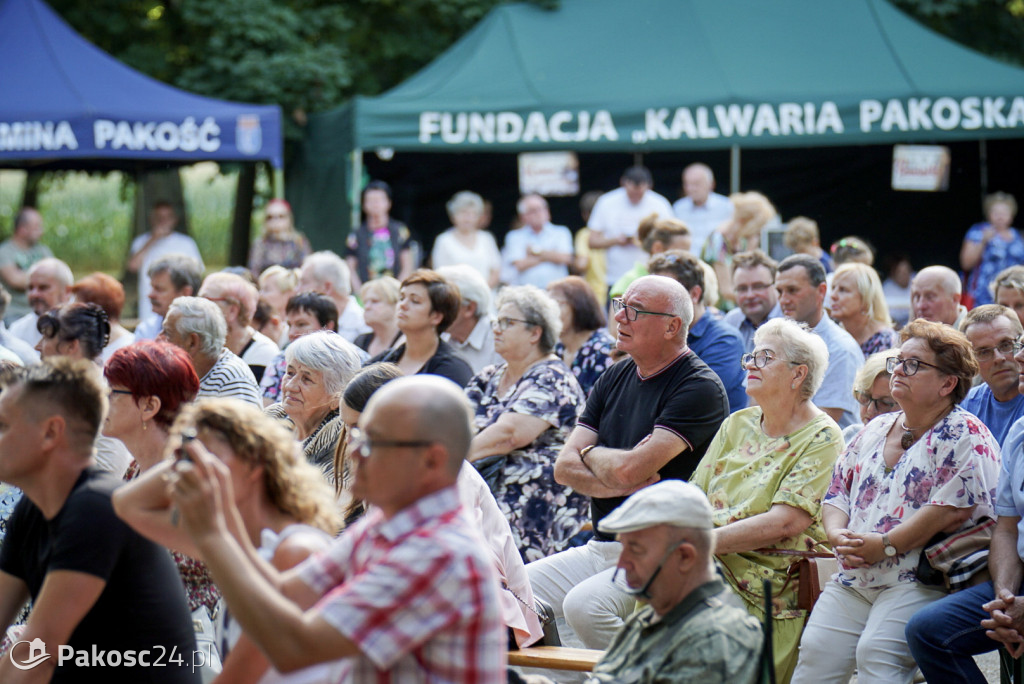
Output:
[672, 163, 734, 255]
[199, 272, 280, 383]
[299, 251, 371, 343]
[127, 202, 204, 321]
[587, 167, 673, 289]
[134, 254, 203, 341]
[501, 194, 573, 288]
[8, 257, 73, 349]
[437, 265, 502, 374]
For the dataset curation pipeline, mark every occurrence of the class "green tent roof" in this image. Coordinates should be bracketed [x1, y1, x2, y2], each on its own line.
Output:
[338, 0, 1024, 151]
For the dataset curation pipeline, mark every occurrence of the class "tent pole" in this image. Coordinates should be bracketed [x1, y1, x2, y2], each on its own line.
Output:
[272, 163, 284, 199]
[730, 145, 741, 193]
[350, 149, 364, 233]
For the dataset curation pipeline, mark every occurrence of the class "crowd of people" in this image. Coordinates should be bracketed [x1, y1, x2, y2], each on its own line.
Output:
[0, 165, 1020, 684]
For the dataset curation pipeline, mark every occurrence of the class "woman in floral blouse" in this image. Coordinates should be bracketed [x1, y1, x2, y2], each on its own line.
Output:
[691, 317, 843, 683]
[547, 276, 615, 396]
[465, 285, 588, 562]
[792, 319, 1000, 684]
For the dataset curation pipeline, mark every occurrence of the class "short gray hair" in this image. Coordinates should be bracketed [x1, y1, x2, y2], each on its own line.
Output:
[437, 265, 491, 315]
[753, 318, 829, 400]
[446, 191, 484, 218]
[302, 251, 352, 297]
[168, 296, 226, 357]
[29, 257, 73, 288]
[148, 254, 203, 293]
[284, 331, 362, 396]
[495, 285, 562, 353]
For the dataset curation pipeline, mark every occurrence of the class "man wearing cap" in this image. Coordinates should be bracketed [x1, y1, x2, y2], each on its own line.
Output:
[527, 275, 729, 650]
[523, 481, 762, 684]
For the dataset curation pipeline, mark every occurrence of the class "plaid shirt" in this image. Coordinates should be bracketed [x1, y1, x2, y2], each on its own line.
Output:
[297, 486, 506, 683]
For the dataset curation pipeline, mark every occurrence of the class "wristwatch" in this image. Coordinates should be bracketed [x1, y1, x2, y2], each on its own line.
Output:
[882, 533, 898, 557]
[579, 444, 596, 464]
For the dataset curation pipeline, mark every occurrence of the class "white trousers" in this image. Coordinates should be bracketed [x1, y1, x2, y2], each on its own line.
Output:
[526, 539, 632, 650]
[791, 580, 946, 684]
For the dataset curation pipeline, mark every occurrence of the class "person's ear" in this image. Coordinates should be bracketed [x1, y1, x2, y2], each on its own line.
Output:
[429, 308, 444, 328]
[185, 332, 203, 355]
[938, 374, 959, 398]
[138, 395, 162, 423]
[689, 286, 703, 307]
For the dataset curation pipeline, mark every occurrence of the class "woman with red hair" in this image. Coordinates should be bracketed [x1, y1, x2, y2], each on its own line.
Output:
[247, 199, 311, 276]
[71, 272, 135, 364]
[102, 339, 221, 669]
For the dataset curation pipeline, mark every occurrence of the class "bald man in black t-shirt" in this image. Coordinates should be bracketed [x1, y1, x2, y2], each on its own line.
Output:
[527, 275, 728, 650]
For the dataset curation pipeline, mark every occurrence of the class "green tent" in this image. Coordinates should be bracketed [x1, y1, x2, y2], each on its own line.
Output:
[291, 0, 1024, 247]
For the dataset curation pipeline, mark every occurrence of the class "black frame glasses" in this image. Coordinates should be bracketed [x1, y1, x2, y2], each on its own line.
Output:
[855, 392, 898, 412]
[610, 298, 676, 322]
[348, 428, 434, 460]
[886, 356, 943, 377]
[973, 338, 1024, 363]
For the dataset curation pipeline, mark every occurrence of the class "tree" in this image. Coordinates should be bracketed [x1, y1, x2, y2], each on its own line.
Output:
[893, 0, 1024, 67]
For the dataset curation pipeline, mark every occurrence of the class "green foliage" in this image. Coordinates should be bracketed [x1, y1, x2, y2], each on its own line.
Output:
[893, 0, 1024, 66]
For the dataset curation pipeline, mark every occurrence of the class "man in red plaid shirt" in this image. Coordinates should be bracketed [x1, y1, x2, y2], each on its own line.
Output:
[171, 375, 506, 683]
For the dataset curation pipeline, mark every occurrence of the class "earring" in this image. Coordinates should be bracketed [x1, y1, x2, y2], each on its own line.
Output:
[142, 420, 148, 432]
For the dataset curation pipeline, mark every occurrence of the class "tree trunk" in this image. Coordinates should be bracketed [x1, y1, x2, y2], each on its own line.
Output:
[230, 163, 256, 268]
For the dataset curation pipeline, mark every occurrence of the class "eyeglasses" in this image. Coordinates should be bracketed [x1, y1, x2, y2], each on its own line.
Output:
[734, 282, 773, 295]
[741, 350, 798, 369]
[886, 356, 944, 376]
[108, 389, 133, 397]
[348, 427, 434, 460]
[491, 317, 536, 332]
[265, 213, 289, 220]
[855, 391, 898, 412]
[973, 338, 1024, 363]
[611, 298, 676, 322]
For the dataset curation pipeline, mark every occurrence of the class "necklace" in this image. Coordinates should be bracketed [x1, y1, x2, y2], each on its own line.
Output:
[900, 407, 951, 450]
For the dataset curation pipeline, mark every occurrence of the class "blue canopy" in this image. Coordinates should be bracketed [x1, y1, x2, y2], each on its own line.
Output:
[0, 0, 283, 168]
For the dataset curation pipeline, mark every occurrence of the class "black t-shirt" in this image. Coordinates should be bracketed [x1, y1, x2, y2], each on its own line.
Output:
[373, 339, 474, 388]
[0, 468, 200, 683]
[579, 351, 728, 540]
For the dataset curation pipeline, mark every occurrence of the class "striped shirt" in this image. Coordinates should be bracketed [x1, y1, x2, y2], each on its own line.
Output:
[197, 349, 261, 407]
[297, 486, 506, 683]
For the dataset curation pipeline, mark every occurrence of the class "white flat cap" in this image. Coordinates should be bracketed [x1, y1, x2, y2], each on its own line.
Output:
[597, 480, 713, 535]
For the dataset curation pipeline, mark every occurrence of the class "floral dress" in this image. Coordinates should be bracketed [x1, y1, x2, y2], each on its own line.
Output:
[860, 328, 900, 358]
[691, 408, 843, 678]
[964, 222, 1024, 306]
[465, 359, 588, 562]
[554, 328, 615, 396]
[825, 407, 1000, 588]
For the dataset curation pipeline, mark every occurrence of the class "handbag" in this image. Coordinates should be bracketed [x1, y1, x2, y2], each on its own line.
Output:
[757, 545, 838, 612]
[917, 516, 995, 592]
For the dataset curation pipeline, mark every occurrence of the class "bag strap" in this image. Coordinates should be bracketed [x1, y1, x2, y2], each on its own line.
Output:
[757, 548, 835, 559]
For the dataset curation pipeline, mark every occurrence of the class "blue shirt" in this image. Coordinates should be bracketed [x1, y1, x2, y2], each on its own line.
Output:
[962, 384, 1024, 447]
[995, 417, 1024, 560]
[688, 312, 747, 413]
[500, 223, 573, 288]
[722, 303, 783, 354]
[811, 315, 863, 430]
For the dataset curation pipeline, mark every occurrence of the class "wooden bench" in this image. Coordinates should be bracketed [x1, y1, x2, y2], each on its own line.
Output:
[508, 646, 603, 672]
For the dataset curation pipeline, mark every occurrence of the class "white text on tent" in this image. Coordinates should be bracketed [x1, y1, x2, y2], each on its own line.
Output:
[419, 111, 618, 145]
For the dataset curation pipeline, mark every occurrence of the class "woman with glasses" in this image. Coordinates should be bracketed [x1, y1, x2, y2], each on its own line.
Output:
[464, 285, 588, 562]
[829, 262, 900, 358]
[547, 276, 615, 396]
[247, 199, 311, 276]
[842, 348, 902, 442]
[792, 319, 1000, 684]
[373, 269, 474, 387]
[690, 317, 843, 683]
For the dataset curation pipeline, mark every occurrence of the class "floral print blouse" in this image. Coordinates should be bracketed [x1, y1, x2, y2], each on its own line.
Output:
[554, 328, 615, 396]
[825, 407, 1000, 588]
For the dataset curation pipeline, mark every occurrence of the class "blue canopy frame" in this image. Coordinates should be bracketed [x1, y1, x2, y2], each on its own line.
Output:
[0, 0, 283, 169]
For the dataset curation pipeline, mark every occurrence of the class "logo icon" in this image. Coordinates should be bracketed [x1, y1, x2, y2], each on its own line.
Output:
[10, 638, 50, 670]
[236, 115, 262, 155]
